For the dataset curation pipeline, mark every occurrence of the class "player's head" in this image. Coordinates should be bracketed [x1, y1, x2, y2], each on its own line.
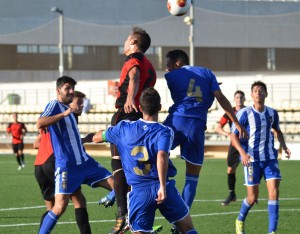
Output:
[12, 112, 18, 122]
[69, 91, 86, 116]
[139, 87, 161, 116]
[124, 26, 151, 55]
[234, 90, 245, 107]
[165, 49, 189, 72]
[251, 80, 268, 102]
[56, 76, 77, 104]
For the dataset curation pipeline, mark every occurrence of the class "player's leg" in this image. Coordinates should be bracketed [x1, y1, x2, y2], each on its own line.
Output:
[13, 144, 22, 169]
[265, 160, 281, 233]
[183, 161, 201, 208]
[19, 143, 25, 167]
[236, 163, 260, 234]
[174, 215, 198, 234]
[180, 118, 205, 209]
[34, 163, 55, 231]
[39, 194, 70, 234]
[71, 189, 91, 234]
[222, 145, 239, 205]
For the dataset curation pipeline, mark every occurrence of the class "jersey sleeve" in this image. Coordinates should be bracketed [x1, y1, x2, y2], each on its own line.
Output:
[157, 127, 174, 153]
[272, 109, 280, 131]
[206, 69, 221, 93]
[105, 122, 123, 145]
[231, 109, 247, 136]
[6, 123, 12, 133]
[218, 114, 229, 126]
[40, 100, 60, 117]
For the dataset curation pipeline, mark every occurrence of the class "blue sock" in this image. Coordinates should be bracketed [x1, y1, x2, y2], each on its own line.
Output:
[237, 198, 252, 221]
[182, 174, 199, 208]
[108, 190, 115, 199]
[268, 200, 279, 233]
[39, 210, 59, 234]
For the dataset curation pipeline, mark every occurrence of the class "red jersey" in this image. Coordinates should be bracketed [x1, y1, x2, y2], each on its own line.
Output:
[115, 52, 156, 108]
[218, 107, 239, 127]
[6, 122, 27, 144]
[34, 129, 54, 165]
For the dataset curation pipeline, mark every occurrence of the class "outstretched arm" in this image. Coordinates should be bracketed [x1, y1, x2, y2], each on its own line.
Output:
[36, 108, 78, 129]
[214, 90, 248, 140]
[156, 150, 168, 204]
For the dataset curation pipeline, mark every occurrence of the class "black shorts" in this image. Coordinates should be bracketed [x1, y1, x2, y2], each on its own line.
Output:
[110, 107, 143, 156]
[227, 144, 240, 168]
[12, 143, 24, 153]
[34, 155, 55, 201]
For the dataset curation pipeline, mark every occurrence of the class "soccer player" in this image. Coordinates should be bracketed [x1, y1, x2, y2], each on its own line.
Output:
[109, 26, 156, 233]
[37, 76, 114, 234]
[91, 87, 198, 234]
[6, 112, 28, 170]
[215, 90, 246, 206]
[34, 90, 98, 234]
[162, 50, 248, 233]
[231, 81, 291, 234]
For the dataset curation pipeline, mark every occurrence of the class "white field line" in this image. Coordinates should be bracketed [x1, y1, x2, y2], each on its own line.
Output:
[0, 198, 299, 228]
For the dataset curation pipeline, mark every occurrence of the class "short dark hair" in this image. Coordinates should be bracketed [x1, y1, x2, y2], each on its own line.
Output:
[139, 87, 161, 116]
[234, 90, 245, 97]
[251, 81, 267, 93]
[166, 49, 189, 65]
[74, 91, 86, 99]
[132, 26, 151, 53]
[56, 76, 77, 89]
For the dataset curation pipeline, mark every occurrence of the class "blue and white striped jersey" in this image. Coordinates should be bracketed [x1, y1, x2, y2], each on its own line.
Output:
[105, 119, 177, 186]
[40, 100, 89, 168]
[231, 105, 280, 162]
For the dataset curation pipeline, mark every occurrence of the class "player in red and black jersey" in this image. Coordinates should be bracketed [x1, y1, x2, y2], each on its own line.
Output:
[109, 26, 156, 234]
[6, 113, 27, 170]
[215, 90, 246, 206]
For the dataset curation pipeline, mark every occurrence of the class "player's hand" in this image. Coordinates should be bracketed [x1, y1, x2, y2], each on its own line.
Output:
[237, 125, 249, 140]
[156, 187, 166, 204]
[124, 99, 138, 113]
[283, 148, 291, 159]
[241, 153, 252, 167]
[82, 133, 95, 144]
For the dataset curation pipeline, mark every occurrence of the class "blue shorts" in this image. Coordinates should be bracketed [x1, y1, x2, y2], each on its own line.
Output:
[164, 114, 206, 165]
[243, 159, 281, 186]
[55, 157, 112, 194]
[128, 180, 189, 232]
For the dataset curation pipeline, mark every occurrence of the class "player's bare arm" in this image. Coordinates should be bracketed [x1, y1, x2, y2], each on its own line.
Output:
[274, 129, 291, 159]
[155, 150, 168, 204]
[214, 90, 248, 140]
[230, 132, 250, 166]
[215, 123, 230, 137]
[36, 108, 74, 129]
[124, 66, 140, 113]
[33, 130, 42, 149]
[92, 130, 105, 143]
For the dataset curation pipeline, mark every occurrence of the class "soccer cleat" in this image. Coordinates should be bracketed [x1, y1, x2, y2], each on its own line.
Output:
[98, 194, 115, 208]
[171, 225, 181, 234]
[221, 194, 237, 206]
[21, 163, 25, 168]
[17, 166, 22, 170]
[151, 225, 163, 233]
[235, 219, 245, 234]
[109, 214, 127, 234]
[268, 232, 275, 234]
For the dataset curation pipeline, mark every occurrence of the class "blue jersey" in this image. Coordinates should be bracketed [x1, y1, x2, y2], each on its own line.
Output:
[105, 119, 177, 186]
[165, 65, 220, 122]
[231, 105, 280, 162]
[40, 100, 89, 168]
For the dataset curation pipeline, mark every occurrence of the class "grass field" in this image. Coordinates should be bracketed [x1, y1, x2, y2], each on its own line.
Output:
[0, 154, 299, 234]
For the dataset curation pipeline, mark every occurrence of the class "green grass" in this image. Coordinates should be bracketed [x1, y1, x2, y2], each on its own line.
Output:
[0, 154, 299, 234]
